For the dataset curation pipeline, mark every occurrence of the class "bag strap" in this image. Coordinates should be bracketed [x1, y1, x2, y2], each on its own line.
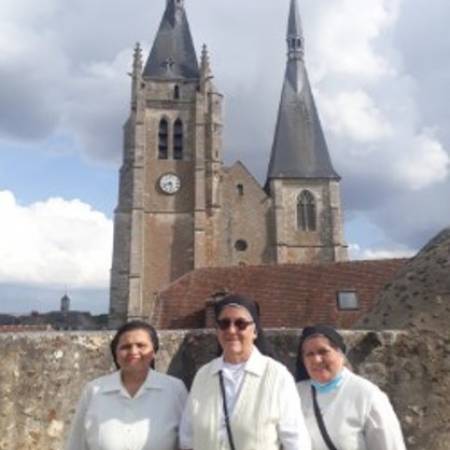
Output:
[311, 385, 338, 450]
[219, 370, 237, 450]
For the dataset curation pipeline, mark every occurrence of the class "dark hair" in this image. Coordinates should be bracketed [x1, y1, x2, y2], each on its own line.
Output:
[110, 320, 159, 370]
[214, 293, 274, 358]
[295, 324, 346, 381]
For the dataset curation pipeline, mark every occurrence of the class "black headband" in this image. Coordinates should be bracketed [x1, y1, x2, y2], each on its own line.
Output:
[214, 294, 260, 326]
[295, 325, 346, 381]
[213, 294, 276, 358]
[300, 325, 346, 353]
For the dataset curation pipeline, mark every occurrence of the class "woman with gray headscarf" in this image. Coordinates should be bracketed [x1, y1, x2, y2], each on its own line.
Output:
[296, 325, 406, 450]
[179, 294, 311, 450]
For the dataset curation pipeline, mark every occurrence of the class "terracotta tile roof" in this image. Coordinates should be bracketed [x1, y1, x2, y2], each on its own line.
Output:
[154, 259, 408, 329]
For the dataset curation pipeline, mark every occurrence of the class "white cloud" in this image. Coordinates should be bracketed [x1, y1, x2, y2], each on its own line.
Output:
[61, 48, 130, 163]
[0, 1, 130, 157]
[320, 90, 393, 143]
[393, 130, 450, 190]
[310, 0, 449, 196]
[311, 0, 400, 81]
[349, 242, 414, 260]
[0, 191, 113, 288]
[0, 0, 58, 28]
[0, 0, 449, 268]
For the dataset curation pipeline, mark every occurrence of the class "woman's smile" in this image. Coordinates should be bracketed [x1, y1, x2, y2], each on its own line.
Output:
[217, 306, 257, 364]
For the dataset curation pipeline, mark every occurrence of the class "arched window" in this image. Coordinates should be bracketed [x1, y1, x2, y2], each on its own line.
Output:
[237, 184, 244, 196]
[297, 190, 316, 231]
[173, 119, 183, 160]
[158, 118, 168, 159]
[174, 85, 180, 99]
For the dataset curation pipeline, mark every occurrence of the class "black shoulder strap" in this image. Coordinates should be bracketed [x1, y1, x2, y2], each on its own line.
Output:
[219, 370, 237, 450]
[311, 385, 338, 450]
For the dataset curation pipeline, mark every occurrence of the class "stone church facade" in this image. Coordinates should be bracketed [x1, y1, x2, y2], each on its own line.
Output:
[109, 0, 348, 326]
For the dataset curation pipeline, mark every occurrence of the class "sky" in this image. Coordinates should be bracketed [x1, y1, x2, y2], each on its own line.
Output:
[0, 0, 449, 314]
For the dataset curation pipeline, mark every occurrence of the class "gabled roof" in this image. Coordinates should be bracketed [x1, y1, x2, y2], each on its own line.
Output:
[224, 161, 271, 200]
[153, 259, 408, 329]
[266, 0, 339, 182]
[143, 0, 199, 80]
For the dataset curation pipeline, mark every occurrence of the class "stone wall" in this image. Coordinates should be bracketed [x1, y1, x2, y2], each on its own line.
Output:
[2, 328, 446, 450]
[355, 227, 450, 450]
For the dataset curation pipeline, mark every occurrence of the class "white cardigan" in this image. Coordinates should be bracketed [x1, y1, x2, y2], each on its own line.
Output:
[180, 348, 311, 450]
[297, 368, 406, 450]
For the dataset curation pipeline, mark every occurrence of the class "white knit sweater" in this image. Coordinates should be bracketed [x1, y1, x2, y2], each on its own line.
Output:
[297, 368, 406, 450]
[186, 349, 310, 450]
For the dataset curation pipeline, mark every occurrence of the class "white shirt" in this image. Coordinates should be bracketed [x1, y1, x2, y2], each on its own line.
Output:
[219, 361, 245, 439]
[179, 348, 311, 450]
[66, 370, 187, 450]
[297, 368, 406, 450]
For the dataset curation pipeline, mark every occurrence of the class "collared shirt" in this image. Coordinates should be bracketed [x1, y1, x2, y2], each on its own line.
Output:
[179, 347, 311, 450]
[66, 370, 187, 450]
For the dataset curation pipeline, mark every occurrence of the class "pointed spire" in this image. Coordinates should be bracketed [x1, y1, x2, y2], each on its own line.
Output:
[130, 42, 143, 112]
[287, 0, 305, 60]
[143, 0, 199, 80]
[132, 42, 143, 74]
[165, 0, 185, 26]
[266, 0, 339, 183]
[200, 44, 213, 82]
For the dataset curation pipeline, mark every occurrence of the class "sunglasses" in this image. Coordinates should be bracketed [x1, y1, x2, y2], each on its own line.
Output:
[216, 318, 254, 331]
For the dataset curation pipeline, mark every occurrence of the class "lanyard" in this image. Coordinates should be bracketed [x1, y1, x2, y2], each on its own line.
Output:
[219, 370, 237, 450]
[311, 386, 338, 450]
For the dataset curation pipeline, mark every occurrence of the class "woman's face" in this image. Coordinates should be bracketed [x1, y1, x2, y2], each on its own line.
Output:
[115, 329, 155, 374]
[217, 306, 256, 363]
[302, 335, 345, 384]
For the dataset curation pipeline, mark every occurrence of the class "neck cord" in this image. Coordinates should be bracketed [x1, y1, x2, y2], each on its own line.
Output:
[219, 370, 237, 450]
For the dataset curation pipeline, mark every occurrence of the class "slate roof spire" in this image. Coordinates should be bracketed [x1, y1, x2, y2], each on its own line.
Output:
[266, 0, 339, 184]
[287, 0, 304, 61]
[143, 0, 200, 80]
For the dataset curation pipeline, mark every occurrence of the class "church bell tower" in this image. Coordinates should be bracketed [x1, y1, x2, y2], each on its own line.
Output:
[265, 0, 348, 263]
[109, 0, 223, 326]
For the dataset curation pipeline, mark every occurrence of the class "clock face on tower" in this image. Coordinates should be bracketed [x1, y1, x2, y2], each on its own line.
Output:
[159, 173, 181, 194]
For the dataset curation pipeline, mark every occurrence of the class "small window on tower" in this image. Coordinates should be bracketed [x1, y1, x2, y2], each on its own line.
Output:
[158, 118, 169, 160]
[237, 184, 244, 196]
[173, 119, 183, 160]
[337, 291, 359, 310]
[174, 85, 180, 99]
[297, 190, 316, 231]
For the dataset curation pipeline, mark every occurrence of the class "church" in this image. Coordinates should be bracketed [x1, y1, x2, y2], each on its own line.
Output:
[109, 0, 349, 326]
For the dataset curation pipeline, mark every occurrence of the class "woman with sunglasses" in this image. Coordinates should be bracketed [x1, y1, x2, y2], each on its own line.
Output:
[179, 294, 311, 450]
[296, 325, 406, 450]
[66, 320, 187, 450]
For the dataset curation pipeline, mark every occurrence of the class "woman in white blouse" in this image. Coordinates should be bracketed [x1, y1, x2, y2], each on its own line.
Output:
[296, 325, 406, 450]
[66, 320, 187, 450]
[179, 294, 311, 450]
